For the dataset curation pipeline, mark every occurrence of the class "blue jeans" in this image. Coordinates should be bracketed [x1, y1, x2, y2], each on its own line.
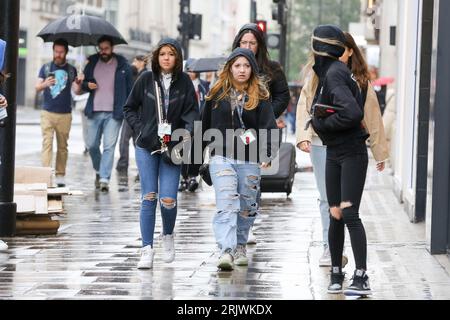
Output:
[136, 147, 181, 247]
[310, 144, 330, 248]
[209, 156, 260, 254]
[86, 112, 122, 183]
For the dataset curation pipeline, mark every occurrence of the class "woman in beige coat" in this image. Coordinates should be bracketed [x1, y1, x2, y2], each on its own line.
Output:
[296, 32, 389, 268]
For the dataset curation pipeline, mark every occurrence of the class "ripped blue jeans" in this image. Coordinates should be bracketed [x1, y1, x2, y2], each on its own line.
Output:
[135, 146, 181, 248]
[209, 156, 260, 254]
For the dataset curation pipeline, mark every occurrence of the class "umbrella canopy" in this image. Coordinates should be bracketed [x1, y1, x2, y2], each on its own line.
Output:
[186, 57, 227, 73]
[37, 15, 127, 47]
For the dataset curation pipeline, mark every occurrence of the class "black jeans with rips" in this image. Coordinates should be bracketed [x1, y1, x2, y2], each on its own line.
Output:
[326, 139, 368, 271]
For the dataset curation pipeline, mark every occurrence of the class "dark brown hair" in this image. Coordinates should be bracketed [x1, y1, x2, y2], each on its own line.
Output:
[151, 44, 183, 78]
[343, 32, 370, 91]
[232, 28, 275, 79]
[53, 38, 69, 53]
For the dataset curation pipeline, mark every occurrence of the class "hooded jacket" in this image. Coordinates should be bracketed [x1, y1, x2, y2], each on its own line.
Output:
[201, 49, 279, 163]
[232, 24, 290, 118]
[123, 38, 199, 153]
[308, 25, 368, 146]
[296, 75, 389, 162]
[310, 57, 369, 146]
[82, 53, 133, 120]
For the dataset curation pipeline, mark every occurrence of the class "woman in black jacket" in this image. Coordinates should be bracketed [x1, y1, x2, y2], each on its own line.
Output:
[310, 25, 372, 297]
[232, 23, 291, 244]
[202, 48, 278, 271]
[232, 23, 291, 119]
[124, 38, 198, 270]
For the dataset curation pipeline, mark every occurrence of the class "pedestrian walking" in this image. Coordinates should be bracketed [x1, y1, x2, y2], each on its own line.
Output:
[201, 48, 278, 271]
[307, 25, 377, 297]
[297, 32, 388, 271]
[82, 36, 133, 192]
[35, 39, 82, 187]
[232, 23, 290, 245]
[124, 38, 198, 269]
[116, 55, 148, 179]
[179, 62, 210, 193]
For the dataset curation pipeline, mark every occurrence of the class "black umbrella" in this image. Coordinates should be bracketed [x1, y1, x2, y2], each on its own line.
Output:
[186, 57, 227, 73]
[37, 14, 127, 47]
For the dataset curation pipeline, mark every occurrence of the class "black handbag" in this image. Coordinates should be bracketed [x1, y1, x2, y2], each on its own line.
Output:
[312, 103, 344, 118]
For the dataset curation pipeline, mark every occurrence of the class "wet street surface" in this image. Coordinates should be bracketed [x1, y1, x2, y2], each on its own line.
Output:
[1, 140, 450, 300]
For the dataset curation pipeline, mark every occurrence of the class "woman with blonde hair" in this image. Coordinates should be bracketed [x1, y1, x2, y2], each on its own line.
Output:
[202, 48, 278, 271]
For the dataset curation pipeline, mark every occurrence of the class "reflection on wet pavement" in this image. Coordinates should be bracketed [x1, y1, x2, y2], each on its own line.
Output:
[0, 154, 449, 300]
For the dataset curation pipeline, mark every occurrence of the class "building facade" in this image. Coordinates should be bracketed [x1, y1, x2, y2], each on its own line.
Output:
[368, 0, 449, 254]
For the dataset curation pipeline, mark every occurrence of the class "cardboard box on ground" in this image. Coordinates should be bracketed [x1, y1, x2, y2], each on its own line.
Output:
[14, 167, 83, 235]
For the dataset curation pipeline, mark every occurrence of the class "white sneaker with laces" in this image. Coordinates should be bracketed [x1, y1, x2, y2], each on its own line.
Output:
[247, 229, 257, 245]
[217, 252, 234, 271]
[234, 245, 248, 266]
[137, 246, 154, 269]
[319, 247, 331, 267]
[0, 240, 8, 251]
[162, 234, 175, 263]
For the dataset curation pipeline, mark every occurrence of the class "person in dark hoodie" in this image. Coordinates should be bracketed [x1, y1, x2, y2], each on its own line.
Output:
[202, 48, 278, 271]
[232, 23, 291, 245]
[232, 23, 290, 119]
[309, 25, 372, 297]
[124, 38, 198, 270]
[82, 35, 133, 192]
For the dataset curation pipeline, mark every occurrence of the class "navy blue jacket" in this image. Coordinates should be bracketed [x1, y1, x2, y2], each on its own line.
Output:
[82, 53, 133, 120]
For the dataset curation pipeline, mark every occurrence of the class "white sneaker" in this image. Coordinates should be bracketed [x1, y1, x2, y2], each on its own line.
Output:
[137, 246, 154, 269]
[0, 240, 8, 251]
[319, 247, 331, 267]
[234, 245, 248, 266]
[247, 229, 257, 245]
[161, 234, 175, 263]
[217, 252, 234, 271]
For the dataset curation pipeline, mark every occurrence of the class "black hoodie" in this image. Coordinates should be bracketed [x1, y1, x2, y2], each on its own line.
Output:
[123, 38, 199, 153]
[311, 56, 368, 146]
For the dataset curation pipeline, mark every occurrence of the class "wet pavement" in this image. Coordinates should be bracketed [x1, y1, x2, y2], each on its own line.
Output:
[1, 111, 450, 300]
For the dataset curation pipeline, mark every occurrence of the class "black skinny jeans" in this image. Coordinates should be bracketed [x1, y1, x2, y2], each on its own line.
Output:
[326, 139, 368, 271]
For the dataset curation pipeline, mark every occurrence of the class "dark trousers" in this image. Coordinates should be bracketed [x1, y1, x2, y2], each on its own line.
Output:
[326, 140, 368, 270]
[116, 121, 135, 172]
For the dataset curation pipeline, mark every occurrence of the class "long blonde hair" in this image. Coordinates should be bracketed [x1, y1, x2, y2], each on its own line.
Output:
[206, 56, 270, 111]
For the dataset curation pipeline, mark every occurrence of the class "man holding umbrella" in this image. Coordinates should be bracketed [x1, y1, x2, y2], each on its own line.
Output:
[82, 36, 133, 192]
[35, 39, 83, 188]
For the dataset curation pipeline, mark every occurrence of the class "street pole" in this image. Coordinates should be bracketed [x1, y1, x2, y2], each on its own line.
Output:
[0, 0, 20, 237]
[279, 0, 288, 70]
[179, 0, 190, 59]
[250, 0, 257, 23]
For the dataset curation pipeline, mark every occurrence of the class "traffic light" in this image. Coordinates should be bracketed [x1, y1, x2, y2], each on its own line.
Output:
[272, 0, 287, 25]
[188, 14, 202, 40]
[256, 20, 267, 37]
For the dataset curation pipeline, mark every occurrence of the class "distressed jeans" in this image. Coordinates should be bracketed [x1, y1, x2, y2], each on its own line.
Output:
[136, 146, 181, 247]
[209, 156, 260, 254]
[326, 140, 368, 270]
